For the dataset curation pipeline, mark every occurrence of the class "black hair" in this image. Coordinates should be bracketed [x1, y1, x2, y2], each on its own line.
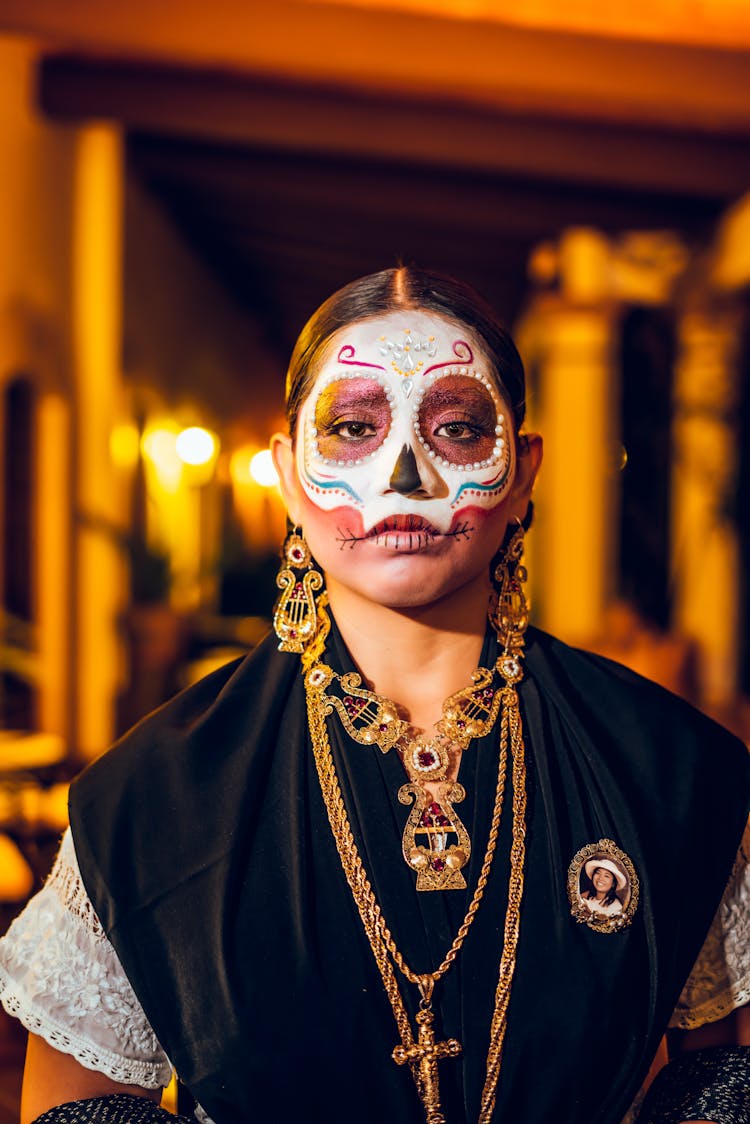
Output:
[285, 267, 526, 436]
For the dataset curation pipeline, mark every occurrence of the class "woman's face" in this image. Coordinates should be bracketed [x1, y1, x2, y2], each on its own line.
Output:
[592, 867, 616, 894]
[273, 311, 541, 610]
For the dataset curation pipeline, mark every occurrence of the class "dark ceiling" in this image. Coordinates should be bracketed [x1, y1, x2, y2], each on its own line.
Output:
[38, 53, 749, 360]
[127, 130, 727, 359]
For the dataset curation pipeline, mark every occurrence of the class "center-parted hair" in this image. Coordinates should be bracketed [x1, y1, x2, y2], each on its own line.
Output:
[284, 267, 527, 437]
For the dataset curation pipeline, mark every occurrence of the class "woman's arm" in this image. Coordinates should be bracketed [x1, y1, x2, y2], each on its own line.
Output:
[21, 1035, 161, 1124]
[672, 1005, 750, 1053]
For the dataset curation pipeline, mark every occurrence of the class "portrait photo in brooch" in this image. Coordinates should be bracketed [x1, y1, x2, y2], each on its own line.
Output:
[568, 839, 640, 933]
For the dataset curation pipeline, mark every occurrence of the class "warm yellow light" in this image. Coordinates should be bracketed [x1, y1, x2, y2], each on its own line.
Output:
[229, 447, 254, 485]
[250, 449, 279, 487]
[110, 423, 140, 469]
[141, 427, 182, 490]
[176, 426, 218, 466]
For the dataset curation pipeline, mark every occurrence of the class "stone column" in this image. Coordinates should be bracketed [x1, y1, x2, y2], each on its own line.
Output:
[671, 306, 742, 707]
[72, 124, 127, 758]
[668, 192, 750, 708]
[520, 228, 619, 643]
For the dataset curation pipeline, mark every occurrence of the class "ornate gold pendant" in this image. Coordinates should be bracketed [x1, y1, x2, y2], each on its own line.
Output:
[305, 663, 407, 752]
[439, 666, 503, 748]
[399, 781, 471, 891]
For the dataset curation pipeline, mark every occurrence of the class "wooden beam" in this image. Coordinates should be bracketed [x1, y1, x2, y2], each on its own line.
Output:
[38, 55, 750, 199]
[4, 0, 750, 133]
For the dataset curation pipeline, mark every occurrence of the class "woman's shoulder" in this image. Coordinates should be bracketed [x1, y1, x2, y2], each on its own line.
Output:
[68, 630, 302, 928]
[72, 629, 294, 792]
[523, 625, 750, 801]
[528, 624, 737, 728]
[68, 630, 300, 864]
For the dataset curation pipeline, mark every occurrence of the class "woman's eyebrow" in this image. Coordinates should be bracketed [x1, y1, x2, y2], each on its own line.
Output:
[316, 386, 389, 413]
[423, 384, 496, 417]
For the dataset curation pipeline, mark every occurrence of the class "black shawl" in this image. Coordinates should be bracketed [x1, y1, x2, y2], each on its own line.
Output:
[69, 624, 750, 1124]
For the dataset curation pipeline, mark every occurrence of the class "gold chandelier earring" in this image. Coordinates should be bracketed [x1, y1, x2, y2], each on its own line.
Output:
[490, 517, 529, 664]
[273, 527, 324, 653]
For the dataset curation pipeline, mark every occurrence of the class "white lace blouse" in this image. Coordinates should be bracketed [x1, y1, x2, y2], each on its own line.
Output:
[1, 823, 749, 1114]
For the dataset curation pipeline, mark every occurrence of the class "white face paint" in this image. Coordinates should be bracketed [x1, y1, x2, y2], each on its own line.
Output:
[295, 312, 514, 550]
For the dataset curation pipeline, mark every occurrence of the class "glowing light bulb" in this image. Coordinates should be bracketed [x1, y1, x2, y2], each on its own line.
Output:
[249, 450, 279, 487]
[176, 427, 218, 466]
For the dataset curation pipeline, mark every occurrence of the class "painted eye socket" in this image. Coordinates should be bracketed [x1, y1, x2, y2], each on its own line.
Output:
[418, 376, 500, 465]
[314, 378, 391, 462]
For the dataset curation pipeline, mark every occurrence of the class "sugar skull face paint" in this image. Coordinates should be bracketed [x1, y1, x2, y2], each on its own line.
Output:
[296, 312, 514, 551]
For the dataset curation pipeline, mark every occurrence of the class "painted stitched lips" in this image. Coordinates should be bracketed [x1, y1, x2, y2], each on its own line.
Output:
[336, 510, 476, 550]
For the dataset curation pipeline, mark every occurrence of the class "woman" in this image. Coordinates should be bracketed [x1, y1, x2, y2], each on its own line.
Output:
[1, 268, 749, 1124]
[581, 859, 625, 917]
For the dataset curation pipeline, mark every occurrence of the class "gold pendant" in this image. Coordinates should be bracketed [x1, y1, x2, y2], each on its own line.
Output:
[399, 781, 471, 891]
[392, 984, 461, 1124]
[439, 666, 503, 749]
[305, 663, 407, 752]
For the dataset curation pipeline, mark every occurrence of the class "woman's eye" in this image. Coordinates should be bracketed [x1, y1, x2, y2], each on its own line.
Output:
[329, 420, 377, 440]
[434, 421, 480, 441]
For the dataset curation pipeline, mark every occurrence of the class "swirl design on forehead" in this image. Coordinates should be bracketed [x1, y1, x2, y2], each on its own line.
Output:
[422, 339, 474, 377]
[336, 344, 386, 370]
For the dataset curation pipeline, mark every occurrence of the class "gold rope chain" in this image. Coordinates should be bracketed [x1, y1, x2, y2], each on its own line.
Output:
[304, 663, 528, 1124]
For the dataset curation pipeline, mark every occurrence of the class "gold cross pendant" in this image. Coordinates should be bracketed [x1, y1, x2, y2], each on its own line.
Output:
[392, 998, 461, 1124]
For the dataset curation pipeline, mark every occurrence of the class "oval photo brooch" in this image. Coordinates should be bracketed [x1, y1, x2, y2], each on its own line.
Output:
[568, 838, 639, 933]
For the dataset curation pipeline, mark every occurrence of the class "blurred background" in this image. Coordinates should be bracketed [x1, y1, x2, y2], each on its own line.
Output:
[0, 1, 749, 1108]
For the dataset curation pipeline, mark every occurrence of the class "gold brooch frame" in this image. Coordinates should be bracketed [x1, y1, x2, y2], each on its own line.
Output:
[567, 837, 639, 933]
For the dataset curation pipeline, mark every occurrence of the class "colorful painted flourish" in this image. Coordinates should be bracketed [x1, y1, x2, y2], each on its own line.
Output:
[336, 345, 386, 370]
[422, 339, 474, 377]
[302, 463, 364, 505]
[451, 464, 511, 505]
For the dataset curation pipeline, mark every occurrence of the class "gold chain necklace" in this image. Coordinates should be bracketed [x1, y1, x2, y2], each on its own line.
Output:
[304, 608, 508, 891]
[301, 570, 529, 1124]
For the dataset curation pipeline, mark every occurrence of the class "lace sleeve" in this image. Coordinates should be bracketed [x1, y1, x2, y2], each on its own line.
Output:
[0, 828, 172, 1089]
[669, 817, 750, 1030]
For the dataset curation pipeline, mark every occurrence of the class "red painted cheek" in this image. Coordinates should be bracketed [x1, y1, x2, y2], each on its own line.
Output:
[447, 504, 505, 534]
[298, 494, 365, 539]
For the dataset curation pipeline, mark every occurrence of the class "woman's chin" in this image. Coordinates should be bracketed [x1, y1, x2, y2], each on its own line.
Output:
[325, 552, 492, 613]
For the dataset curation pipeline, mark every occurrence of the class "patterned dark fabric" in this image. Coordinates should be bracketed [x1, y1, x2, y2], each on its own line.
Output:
[638, 1047, 750, 1123]
[32, 1095, 193, 1123]
[32, 1094, 194, 1123]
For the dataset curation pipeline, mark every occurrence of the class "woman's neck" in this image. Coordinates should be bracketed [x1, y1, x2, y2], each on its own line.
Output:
[325, 576, 491, 732]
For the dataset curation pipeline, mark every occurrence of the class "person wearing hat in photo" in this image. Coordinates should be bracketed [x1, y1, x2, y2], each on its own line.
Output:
[581, 857, 627, 916]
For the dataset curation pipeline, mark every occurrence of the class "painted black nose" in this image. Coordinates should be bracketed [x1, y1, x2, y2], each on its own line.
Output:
[389, 444, 422, 494]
